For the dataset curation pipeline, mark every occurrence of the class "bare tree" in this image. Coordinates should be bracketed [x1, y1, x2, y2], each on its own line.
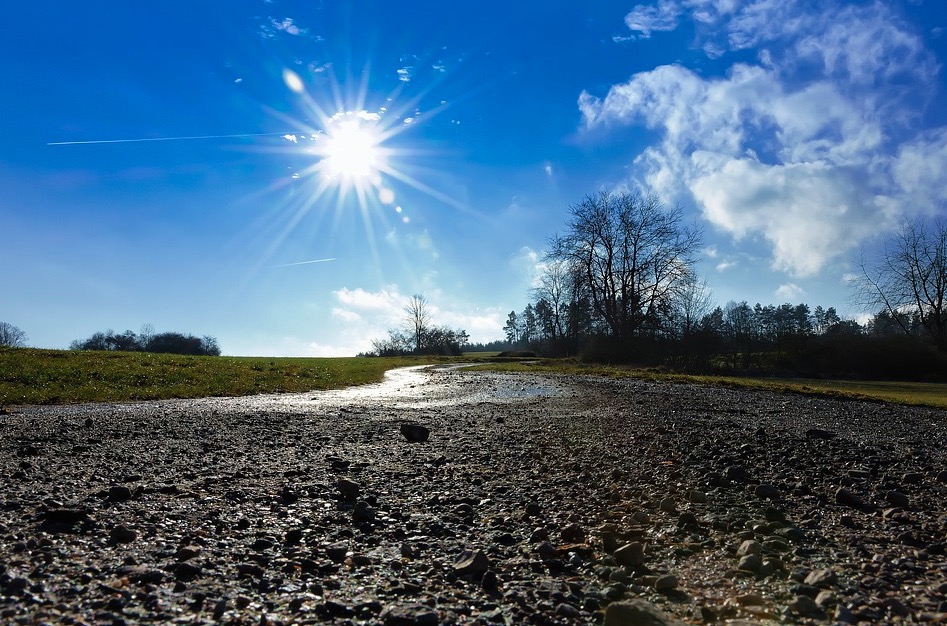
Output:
[0, 322, 28, 347]
[532, 258, 570, 342]
[857, 219, 947, 350]
[549, 190, 702, 340]
[403, 294, 432, 353]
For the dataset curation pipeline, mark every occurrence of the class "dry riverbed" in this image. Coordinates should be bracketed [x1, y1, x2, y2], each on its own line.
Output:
[1, 365, 946, 625]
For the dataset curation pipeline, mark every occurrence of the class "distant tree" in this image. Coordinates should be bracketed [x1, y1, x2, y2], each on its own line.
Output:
[857, 219, 947, 350]
[404, 294, 432, 353]
[521, 303, 537, 344]
[503, 311, 519, 344]
[0, 322, 28, 347]
[70, 328, 220, 356]
[548, 190, 701, 341]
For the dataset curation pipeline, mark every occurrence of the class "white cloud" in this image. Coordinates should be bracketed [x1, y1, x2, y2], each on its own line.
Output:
[775, 283, 805, 301]
[586, 0, 943, 277]
[624, 0, 683, 38]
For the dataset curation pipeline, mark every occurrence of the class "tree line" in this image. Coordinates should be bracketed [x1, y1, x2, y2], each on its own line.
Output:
[364, 295, 470, 356]
[501, 190, 947, 380]
[70, 326, 221, 356]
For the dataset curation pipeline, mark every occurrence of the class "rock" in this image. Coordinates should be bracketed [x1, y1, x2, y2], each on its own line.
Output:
[885, 490, 910, 508]
[815, 590, 837, 608]
[806, 428, 836, 440]
[659, 498, 676, 513]
[736, 539, 761, 557]
[754, 484, 781, 500]
[176, 545, 201, 560]
[677, 512, 697, 528]
[733, 593, 766, 606]
[337, 478, 361, 501]
[834, 487, 863, 509]
[561, 522, 585, 543]
[556, 603, 581, 618]
[380, 604, 439, 625]
[353, 500, 375, 523]
[790, 594, 821, 616]
[688, 490, 708, 503]
[654, 574, 678, 592]
[453, 549, 490, 580]
[325, 543, 349, 563]
[725, 465, 751, 482]
[107, 486, 133, 502]
[174, 562, 202, 582]
[524, 502, 542, 517]
[604, 599, 688, 626]
[481, 569, 499, 591]
[614, 542, 645, 567]
[399, 423, 430, 443]
[738, 554, 762, 572]
[936, 470, 947, 484]
[109, 524, 137, 544]
[804, 568, 838, 588]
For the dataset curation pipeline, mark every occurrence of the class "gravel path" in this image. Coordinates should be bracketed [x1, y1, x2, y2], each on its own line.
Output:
[1, 365, 945, 625]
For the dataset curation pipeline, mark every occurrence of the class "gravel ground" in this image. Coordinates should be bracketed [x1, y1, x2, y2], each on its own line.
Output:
[1, 365, 946, 625]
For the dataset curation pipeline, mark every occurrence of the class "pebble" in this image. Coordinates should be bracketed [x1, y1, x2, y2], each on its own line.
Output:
[659, 498, 676, 513]
[790, 594, 821, 616]
[886, 490, 910, 508]
[737, 539, 761, 557]
[754, 484, 781, 500]
[738, 554, 762, 572]
[353, 500, 375, 523]
[604, 599, 687, 626]
[834, 487, 863, 509]
[453, 549, 490, 580]
[399, 423, 430, 443]
[804, 568, 838, 588]
[614, 542, 645, 567]
[107, 486, 133, 502]
[654, 574, 678, 592]
[337, 478, 361, 501]
[108, 524, 137, 544]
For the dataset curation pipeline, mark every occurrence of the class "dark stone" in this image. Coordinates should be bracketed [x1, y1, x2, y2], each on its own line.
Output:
[806, 428, 836, 440]
[107, 486, 133, 502]
[453, 549, 490, 580]
[399, 423, 430, 443]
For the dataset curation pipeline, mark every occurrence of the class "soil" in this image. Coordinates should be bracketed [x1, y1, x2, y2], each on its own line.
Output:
[1, 365, 946, 625]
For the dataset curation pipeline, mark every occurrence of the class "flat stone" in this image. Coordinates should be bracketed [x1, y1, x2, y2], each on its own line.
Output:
[754, 484, 781, 500]
[804, 568, 838, 588]
[604, 600, 688, 626]
[399, 423, 430, 443]
[614, 542, 645, 567]
[453, 549, 490, 580]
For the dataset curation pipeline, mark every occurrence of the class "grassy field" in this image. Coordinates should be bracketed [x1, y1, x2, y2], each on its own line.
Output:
[0, 348, 451, 406]
[4, 348, 946, 410]
[470, 359, 947, 410]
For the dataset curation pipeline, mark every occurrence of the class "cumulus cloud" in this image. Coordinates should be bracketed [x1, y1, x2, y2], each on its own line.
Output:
[775, 283, 805, 301]
[585, 0, 945, 277]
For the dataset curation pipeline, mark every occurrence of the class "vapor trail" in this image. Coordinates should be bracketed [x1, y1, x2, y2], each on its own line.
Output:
[272, 258, 337, 268]
[47, 131, 297, 146]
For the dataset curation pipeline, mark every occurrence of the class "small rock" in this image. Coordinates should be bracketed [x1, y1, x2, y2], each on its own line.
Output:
[337, 478, 361, 501]
[399, 423, 430, 443]
[790, 594, 821, 616]
[736, 539, 761, 557]
[834, 487, 863, 509]
[524, 502, 542, 517]
[380, 604, 438, 626]
[754, 484, 781, 500]
[725, 465, 751, 482]
[614, 542, 645, 567]
[604, 599, 688, 626]
[738, 554, 762, 572]
[885, 490, 910, 508]
[805, 428, 836, 440]
[804, 568, 838, 588]
[883, 597, 910, 617]
[453, 549, 490, 580]
[659, 498, 676, 513]
[174, 562, 202, 582]
[815, 590, 837, 608]
[353, 500, 375, 523]
[325, 543, 349, 563]
[107, 486, 133, 502]
[556, 603, 581, 618]
[936, 470, 947, 484]
[176, 545, 201, 560]
[654, 574, 678, 592]
[560, 522, 585, 543]
[688, 490, 708, 503]
[734, 593, 766, 606]
[481, 569, 499, 591]
[109, 524, 137, 544]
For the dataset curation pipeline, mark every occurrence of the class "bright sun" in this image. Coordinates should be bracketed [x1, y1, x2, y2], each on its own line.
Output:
[318, 115, 384, 185]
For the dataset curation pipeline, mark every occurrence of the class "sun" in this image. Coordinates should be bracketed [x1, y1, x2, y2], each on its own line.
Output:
[318, 114, 384, 184]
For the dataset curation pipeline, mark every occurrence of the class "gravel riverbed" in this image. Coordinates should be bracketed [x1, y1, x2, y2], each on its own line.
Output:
[1, 365, 946, 625]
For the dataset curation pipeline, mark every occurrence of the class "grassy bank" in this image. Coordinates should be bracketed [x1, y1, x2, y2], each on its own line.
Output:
[471, 359, 947, 410]
[0, 348, 443, 406]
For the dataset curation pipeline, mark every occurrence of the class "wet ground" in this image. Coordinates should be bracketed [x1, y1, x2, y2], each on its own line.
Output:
[1, 365, 946, 625]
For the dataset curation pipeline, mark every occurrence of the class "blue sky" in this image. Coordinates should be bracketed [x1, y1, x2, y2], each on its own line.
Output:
[3, 1, 946, 356]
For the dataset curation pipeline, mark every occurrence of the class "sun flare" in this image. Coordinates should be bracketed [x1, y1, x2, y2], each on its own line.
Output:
[319, 117, 383, 183]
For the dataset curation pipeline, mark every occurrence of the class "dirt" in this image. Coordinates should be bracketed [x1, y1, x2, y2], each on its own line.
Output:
[1, 365, 945, 625]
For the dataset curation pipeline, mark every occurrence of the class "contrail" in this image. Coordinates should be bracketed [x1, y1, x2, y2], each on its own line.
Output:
[47, 131, 298, 146]
[272, 258, 336, 268]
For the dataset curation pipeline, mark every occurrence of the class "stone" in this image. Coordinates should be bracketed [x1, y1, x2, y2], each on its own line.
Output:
[107, 486, 133, 502]
[725, 465, 751, 482]
[337, 478, 361, 501]
[353, 500, 375, 523]
[654, 574, 678, 592]
[688, 490, 708, 503]
[380, 604, 438, 625]
[560, 523, 585, 543]
[815, 590, 837, 608]
[790, 594, 821, 616]
[659, 498, 676, 513]
[614, 542, 645, 567]
[109, 524, 137, 544]
[885, 490, 910, 508]
[805, 428, 836, 440]
[399, 423, 430, 443]
[736, 539, 761, 557]
[738, 554, 762, 572]
[754, 484, 781, 500]
[325, 543, 349, 563]
[174, 562, 202, 582]
[804, 568, 838, 588]
[453, 549, 490, 580]
[835, 487, 863, 509]
[176, 545, 201, 560]
[604, 599, 688, 626]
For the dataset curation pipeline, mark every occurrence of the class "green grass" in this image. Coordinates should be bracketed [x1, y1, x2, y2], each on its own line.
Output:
[0, 348, 453, 406]
[469, 358, 947, 410]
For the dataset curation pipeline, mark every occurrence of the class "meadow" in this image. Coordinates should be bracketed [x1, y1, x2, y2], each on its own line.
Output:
[3, 347, 946, 410]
